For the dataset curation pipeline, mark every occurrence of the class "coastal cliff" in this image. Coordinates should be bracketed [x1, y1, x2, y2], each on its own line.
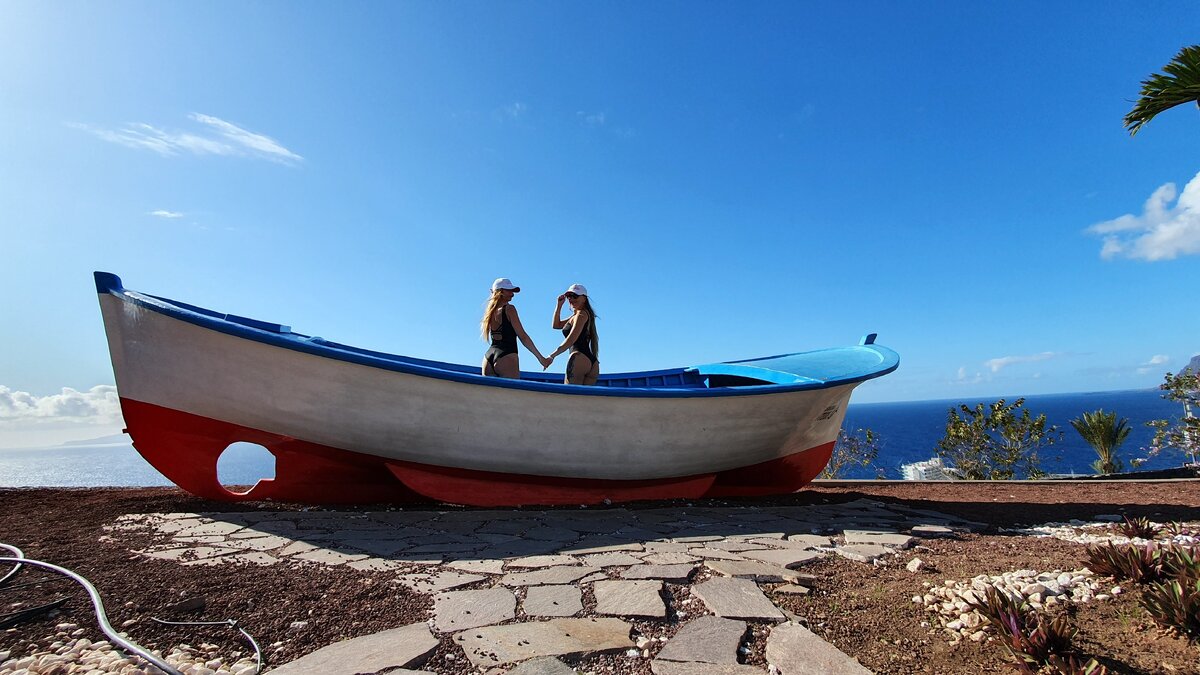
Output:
[1178, 354, 1200, 376]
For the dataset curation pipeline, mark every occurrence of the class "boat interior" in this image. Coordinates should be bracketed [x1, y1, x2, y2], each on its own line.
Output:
[105, 274, 895, 392]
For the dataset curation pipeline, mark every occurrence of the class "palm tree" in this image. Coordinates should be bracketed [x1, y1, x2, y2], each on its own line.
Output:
[1124, 45, 1200, 136]
[1071, 409, 1130, 475]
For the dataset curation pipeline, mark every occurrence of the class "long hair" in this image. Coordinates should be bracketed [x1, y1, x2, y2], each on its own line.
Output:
[480, 290, 506, 341]
[579, 297, 599, 359]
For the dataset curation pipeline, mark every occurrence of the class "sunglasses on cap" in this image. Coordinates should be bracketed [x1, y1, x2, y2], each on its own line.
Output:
[565, 292, 580, 299]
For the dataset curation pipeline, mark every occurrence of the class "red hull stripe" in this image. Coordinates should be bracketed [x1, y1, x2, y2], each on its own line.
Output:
[119, 398, 834, 506]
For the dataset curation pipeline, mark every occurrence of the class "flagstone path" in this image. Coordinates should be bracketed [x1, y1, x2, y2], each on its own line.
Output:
[105, 498, 983, 673]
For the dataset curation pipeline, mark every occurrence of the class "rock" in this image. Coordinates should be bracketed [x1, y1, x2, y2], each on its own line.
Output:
[843, 530, 915, 549]
[651, 661, 764, 674]
[500, 566, 602, 587]
[523, 585, 583, 618]
[656, 616, 747, 664]
[619, 564, 697, 582]
[162, 597, 206, 613]
[691, 578, 785, 621]
[268, 622, 437, 674]
[765, 621, 871, 674]
[642, 552, 703, 565]
[739, 549, 824, 569]
[594, 580, 668, 617]
[579, 552, 645, 567]
[507, 555, 581, 569]
[704, 559, 813, 584]
[782, 534, 835, 548]
[910, 524, 956, 538]
[434, 588, 516, 632]
[906, 557, 926, 572]
[834, 544, 893, 563]
[505, 656, 580, 675]
[444, 558, 506, 575]
[395, 571, 486, 594]
[454, 617, 634, 667]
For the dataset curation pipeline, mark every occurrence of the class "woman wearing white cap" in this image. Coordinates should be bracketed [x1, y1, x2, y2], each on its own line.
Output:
[481, 278, 550, 378]
[548, 283, 600, 385]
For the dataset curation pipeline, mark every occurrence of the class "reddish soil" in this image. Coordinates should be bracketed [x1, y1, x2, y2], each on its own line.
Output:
[1, 482, 1197, 674]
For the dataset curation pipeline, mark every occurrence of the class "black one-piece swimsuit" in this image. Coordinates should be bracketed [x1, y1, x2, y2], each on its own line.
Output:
[564, 313, 597, 364]
[484, 307, 518, 372]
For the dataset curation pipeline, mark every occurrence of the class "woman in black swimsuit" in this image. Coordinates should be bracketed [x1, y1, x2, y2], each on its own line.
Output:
[481, 278, 550, 378]
[548, 283, 600, 385]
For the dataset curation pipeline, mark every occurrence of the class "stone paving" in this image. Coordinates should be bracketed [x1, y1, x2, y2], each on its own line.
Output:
[101, 498, 985, 674]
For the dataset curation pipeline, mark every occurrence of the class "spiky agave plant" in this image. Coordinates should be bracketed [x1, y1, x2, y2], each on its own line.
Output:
[969, 586, 1077, 671]
[1124, 45, 1200, 136]
[1084, 542, 1129, 579]
[1116, 515, 1160, 540]
[1140, 577, 1200, 640]
[1160, 544, 1200, 583]
[1083, 542, 1165, 584]
[1070, 409, 1130, 476]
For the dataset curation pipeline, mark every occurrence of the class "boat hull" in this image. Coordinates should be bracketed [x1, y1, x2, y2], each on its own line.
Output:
[121, 398, 835, 505]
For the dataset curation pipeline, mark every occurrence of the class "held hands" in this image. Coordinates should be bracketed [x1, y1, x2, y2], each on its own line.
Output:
[540, 355, 555, 370]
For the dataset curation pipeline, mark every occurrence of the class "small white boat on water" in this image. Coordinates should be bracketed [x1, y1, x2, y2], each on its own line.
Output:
[94, 272, 899, 506]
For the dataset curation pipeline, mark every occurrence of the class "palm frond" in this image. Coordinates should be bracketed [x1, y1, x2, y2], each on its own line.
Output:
[1125, 45, 1200, 136]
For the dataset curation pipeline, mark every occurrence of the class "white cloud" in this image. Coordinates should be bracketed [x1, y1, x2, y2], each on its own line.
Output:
[983, 352, 1061, 373]
[1137, 354, 1171, 374]
[71, 114, 303, 165]
[1087, 171, 1200, 260]
[576, 111, 606, 127]
[501, 102, 528, 120]
[0, 385, 121, 424]
[954, 366, 984, 385]
[149, 210, 184, 219]
[189, 113, 302, 163]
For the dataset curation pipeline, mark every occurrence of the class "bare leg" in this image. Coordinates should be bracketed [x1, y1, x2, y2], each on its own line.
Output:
[494, 353, 520, 379]
[482, 357, 496, 377]
[565, 353, 594, 385]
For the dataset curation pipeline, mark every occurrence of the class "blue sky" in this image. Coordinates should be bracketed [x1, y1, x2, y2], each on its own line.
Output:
[2, 2, 1200, 447]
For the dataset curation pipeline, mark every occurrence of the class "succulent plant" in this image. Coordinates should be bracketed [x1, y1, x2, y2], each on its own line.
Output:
[1140, 577, 1200, 640]
[1115, 515, 1161, 540]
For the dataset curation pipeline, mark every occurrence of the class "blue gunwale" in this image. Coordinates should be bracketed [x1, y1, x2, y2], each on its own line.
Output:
[95, 272, 899, 399]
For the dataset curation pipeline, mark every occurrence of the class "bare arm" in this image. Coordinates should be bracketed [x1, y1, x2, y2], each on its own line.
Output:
[507, 305, 549, 365]
[551, 294, 568, 329]
[548, 311, 588, 360]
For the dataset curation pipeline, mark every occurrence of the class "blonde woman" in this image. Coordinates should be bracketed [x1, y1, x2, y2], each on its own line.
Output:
[481, 278, 550, 378]
[548, 283, 599, 385]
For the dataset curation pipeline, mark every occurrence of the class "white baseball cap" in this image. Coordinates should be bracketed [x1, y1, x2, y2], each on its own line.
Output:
[491, 278, 520, 292]
[564, 283, 588, 296]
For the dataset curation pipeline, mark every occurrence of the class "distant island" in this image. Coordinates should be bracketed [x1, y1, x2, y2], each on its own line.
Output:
[61, 433, 130, 447]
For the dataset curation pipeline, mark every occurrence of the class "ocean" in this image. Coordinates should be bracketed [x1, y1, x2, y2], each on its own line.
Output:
[0, 388, 1189, 487]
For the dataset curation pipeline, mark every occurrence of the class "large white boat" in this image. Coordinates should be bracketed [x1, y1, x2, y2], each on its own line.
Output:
[95, 272, 899, 506]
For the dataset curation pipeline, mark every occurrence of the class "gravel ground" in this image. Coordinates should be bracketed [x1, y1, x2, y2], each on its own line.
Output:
[1, 481, 1197, 674]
